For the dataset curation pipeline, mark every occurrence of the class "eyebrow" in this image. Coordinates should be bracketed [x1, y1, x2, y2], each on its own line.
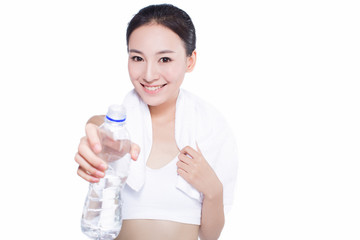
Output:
[129, 49, 142, 54]
[129, 49, 176, 54]
[156, 50, 176, 54]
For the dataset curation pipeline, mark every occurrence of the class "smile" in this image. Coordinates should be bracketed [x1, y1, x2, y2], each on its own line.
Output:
[141, 83, 167, 94]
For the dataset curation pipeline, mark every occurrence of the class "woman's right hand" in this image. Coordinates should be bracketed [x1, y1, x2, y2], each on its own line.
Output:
[75, 123, 140, 183]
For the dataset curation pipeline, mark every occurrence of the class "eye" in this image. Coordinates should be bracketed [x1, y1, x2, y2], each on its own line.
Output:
[131, 56, 143, 62]
[159, 57, 172, 63]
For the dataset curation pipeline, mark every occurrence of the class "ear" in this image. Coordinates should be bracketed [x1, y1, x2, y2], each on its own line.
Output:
[186, 50, 197, 72]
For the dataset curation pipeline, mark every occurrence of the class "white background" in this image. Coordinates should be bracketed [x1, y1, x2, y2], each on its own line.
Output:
[0, 0, 359, 239]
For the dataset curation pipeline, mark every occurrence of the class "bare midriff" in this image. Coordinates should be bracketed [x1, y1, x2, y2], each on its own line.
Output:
[115, 219, 199, 240]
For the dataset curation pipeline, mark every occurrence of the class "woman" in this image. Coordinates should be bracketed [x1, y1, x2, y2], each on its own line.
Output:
[75, 4, 238, 240]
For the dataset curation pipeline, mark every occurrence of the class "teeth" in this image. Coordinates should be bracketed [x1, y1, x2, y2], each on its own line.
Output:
[144, 85, 163, 91]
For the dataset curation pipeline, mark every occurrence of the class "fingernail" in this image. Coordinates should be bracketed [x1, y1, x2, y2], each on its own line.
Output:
[130, 149, 138, 160]
[96, 170, 105, 178]
[91, 177, 100, 183]
[100, 163, 107, 171]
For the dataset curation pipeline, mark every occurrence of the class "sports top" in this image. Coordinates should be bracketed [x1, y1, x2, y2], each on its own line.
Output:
[122, 155, 202, 225]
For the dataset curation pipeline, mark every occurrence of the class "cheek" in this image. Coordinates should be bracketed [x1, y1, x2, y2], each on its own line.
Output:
[162, 64, 187, 82]
[128, 62, 142, 81]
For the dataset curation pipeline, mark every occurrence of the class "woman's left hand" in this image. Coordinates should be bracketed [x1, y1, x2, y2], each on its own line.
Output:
[176, 144, 223, 199]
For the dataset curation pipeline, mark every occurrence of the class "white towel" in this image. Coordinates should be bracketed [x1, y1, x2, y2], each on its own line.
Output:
[123, 89, 238, 211]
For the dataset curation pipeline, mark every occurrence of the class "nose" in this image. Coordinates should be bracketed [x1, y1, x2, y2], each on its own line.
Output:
[143, 62, 160, 83]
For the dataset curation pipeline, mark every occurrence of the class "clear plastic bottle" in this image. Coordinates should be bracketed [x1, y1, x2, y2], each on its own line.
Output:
[81, 104, 131, 240]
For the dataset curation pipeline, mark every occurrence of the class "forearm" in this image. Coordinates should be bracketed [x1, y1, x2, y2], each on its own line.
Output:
[199, 185, 225, 240]
[87, 115, 105, 126]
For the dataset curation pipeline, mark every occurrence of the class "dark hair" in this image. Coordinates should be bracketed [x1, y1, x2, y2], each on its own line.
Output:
[126, 4, 196, 56]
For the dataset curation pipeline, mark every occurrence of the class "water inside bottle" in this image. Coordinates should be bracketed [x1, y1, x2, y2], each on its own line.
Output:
[81, 138, 131, 239]
[81, 175, 122, 239]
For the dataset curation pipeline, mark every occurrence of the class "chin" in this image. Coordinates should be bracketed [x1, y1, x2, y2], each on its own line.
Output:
[133, 88, 164, 107]
[143, 96, 168, 107]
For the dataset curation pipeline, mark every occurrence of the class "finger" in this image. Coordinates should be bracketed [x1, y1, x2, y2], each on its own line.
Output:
[178, 152, 192, 165]
[75, 152, 105, 178]
[77, 167, 100, 183]
[78, 137, 107, 171]
[180, 145, 199, 159]
[176, 160, 191, 173]
[177, 167, 188, 178]
[85, 123, 102, 153]
[130, 143, 140, 161]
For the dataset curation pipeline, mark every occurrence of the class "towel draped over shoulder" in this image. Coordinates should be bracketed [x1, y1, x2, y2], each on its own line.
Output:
[123, 88, 238, 213]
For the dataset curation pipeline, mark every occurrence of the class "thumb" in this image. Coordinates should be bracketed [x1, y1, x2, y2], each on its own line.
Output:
[130, 143, 140, 161]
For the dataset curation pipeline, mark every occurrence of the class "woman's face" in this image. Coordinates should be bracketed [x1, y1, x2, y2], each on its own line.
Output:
[128, 24, 195, 107]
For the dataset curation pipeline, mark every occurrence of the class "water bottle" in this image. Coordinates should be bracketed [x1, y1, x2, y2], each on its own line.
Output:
[81, 104, 131, 240]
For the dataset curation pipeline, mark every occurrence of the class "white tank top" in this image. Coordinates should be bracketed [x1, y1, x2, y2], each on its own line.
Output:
[122, 155, 202, 225]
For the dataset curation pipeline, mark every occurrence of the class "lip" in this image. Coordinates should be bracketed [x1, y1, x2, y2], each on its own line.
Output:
[141, 83, 167, 94]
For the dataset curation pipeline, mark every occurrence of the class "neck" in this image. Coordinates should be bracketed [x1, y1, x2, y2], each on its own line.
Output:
[149, 91, 179, 122]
